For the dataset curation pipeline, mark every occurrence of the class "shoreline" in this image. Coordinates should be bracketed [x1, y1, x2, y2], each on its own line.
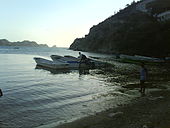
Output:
[56, 88, 170, 128]
[56, 62, 170, 128]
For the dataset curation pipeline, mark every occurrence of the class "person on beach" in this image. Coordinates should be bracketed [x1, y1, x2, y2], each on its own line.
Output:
[139, 62, 148, 94]
[0, 89, 3, 97]
[78, 52, 87, 62]
[78, 52, 88, 66]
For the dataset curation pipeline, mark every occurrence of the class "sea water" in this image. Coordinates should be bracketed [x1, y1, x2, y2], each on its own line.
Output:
[0, 47, 137, 128]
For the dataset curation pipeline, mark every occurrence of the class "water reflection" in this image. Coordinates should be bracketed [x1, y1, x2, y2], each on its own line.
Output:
[35, 65, 71, 74]
[79, 68, 90, 75]
[35, 65, 90, 76]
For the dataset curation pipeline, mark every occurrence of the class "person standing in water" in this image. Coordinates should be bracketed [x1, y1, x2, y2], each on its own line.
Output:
[0, 89, 3, 97]
[78, 52, 91, 70]
[78, 52, 87, 63]
[139, 63, 148, 94]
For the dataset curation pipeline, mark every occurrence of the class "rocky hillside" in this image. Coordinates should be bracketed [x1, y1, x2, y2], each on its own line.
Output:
[69, 0, 170, 57]
[0, 39, 48, 47]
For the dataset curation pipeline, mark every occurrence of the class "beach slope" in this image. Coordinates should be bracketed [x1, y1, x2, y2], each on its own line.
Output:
[56, 89, 170, 128]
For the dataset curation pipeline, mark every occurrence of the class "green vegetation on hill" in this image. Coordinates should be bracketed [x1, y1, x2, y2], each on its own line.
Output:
[69, 0, 170, 58]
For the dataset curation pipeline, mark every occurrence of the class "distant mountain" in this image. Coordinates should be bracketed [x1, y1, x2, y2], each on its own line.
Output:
[69, 0, 170, 57]
[0, 39, 48, 47]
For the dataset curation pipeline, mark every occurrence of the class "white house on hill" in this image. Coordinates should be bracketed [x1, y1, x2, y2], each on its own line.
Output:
[157, 10, 170, 21]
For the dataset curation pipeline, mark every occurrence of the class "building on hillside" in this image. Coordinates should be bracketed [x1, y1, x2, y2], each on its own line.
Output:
[136, 0, 156, 13]
[157, 10, 170, 21]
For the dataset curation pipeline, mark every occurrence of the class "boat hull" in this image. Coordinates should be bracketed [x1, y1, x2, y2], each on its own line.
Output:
[34, 57, 69, 69]
[34, 55, 108, 70]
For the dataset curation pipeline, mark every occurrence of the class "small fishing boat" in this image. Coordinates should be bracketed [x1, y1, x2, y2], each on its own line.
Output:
[50, 55, 79, 62]
[34, 55, 108, 70]
[50, 55, 81, 68]
[34, 57, 69, 69]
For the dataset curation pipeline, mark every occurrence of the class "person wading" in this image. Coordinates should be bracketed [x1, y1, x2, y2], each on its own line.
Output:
[78, 52, 87, 68]
[0, 89, 3, 97]
[139, 63, 148, 95]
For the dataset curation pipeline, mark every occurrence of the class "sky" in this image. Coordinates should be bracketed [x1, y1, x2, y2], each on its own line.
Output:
[0, 0, 138, 47]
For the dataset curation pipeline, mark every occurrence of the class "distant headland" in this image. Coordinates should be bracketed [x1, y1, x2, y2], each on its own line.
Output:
[0, 39, 48, 47]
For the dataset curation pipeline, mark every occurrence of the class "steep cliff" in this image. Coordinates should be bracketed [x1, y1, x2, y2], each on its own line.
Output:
[69, 0, 170, 57]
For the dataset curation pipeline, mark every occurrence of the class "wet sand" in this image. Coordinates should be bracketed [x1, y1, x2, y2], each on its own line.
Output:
[56, 89, 170, 128]
[56, 62, 170, 128]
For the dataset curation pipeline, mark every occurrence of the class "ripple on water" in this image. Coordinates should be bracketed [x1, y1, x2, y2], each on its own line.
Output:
[0, 53, 138, 128]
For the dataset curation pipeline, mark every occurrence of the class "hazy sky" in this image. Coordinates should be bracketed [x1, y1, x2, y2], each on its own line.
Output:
[0, 0, 138, 47]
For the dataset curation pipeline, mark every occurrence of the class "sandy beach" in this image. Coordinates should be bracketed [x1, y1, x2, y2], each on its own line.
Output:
[56, 62, 170, 128]
[56, 89, 170, 128]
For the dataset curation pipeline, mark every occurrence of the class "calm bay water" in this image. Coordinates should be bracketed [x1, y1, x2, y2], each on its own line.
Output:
[0, 47, 136, 128]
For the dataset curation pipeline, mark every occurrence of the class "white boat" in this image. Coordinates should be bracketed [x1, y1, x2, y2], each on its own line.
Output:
[51, 55, 79, 62]
[50, 55, 108, 68]
[120, 54, 165, 63]
[34, 57, 69, 69]
[34, 55, 108, 70]
[50, 55, 85, 68]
